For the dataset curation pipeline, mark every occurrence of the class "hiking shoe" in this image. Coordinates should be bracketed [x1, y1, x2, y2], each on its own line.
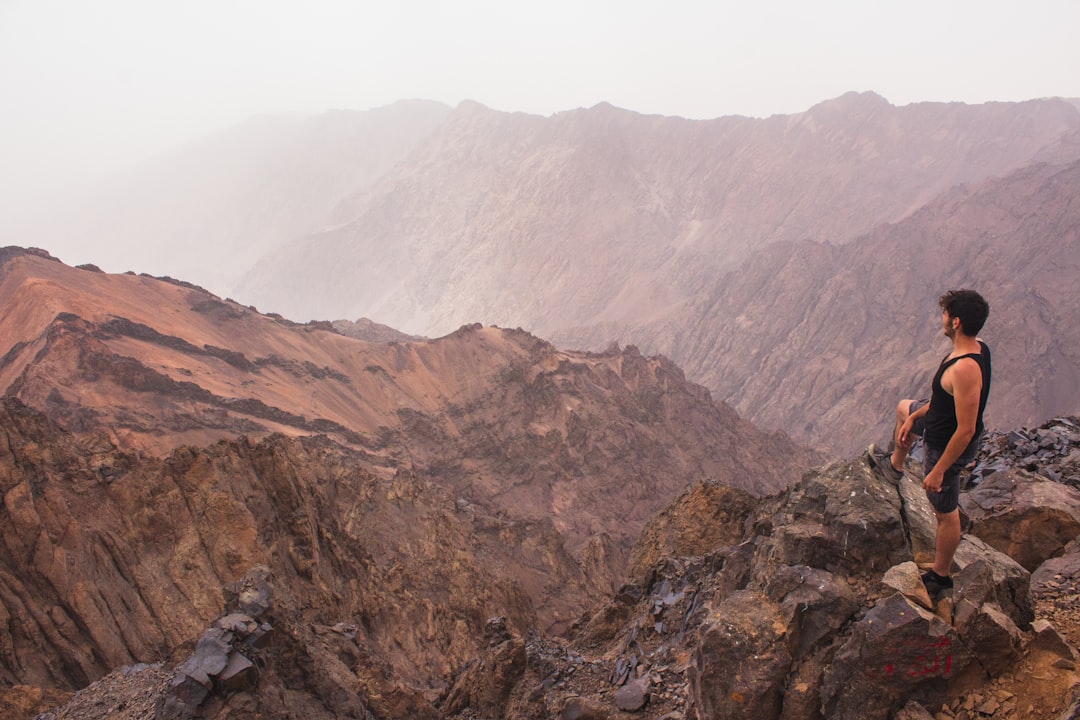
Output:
[866, 443, 903, 484]
[921, 569, 954, 598]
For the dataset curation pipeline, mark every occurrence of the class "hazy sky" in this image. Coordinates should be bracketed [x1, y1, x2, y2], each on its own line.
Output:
[2, 0, 1079, 206]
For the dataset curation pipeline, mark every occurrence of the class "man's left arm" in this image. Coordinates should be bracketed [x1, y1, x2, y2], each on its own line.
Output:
[924, 359, 982, 493]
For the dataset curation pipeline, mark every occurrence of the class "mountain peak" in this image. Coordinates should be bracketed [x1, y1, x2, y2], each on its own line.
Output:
[805, 90, 893, 116]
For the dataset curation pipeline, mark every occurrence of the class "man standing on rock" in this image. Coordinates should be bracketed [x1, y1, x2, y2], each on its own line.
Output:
[867, 289, 992, 598]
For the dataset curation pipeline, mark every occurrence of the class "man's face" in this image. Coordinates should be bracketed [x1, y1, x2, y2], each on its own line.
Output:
[943, 309, 957, 339]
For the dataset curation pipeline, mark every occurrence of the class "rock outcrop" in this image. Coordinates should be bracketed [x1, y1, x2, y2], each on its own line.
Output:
[11, 411, 1080, 720]
[432, 423, 1080, 720]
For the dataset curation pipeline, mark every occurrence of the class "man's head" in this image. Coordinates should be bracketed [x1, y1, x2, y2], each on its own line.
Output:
[939, 289, 989, 337]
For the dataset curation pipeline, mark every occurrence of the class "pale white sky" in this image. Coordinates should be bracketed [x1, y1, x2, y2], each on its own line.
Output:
[2, 0, 1079, 207]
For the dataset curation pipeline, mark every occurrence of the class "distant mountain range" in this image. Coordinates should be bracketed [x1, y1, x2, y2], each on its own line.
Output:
[7, 93, 1080, 453]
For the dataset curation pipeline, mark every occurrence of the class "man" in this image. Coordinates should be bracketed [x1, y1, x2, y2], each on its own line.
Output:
[867, 289, 991, 598]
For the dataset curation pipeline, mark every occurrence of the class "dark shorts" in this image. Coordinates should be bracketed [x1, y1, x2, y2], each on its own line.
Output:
[907, 399, 929, 437]
[922, 442, 976, 514]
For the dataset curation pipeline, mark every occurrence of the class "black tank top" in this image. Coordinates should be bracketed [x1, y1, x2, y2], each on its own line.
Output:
[924, 340, 992, 454]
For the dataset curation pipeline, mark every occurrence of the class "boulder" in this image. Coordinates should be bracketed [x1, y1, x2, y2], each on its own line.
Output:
[952, 535, 1034, 629]
[882, 562, 934, 611]
[821, 593, 974, 720]
[763, 565, 859, 658]
[959, 469, 1080, 571]
[614, 676, 650, 712]
[1031, 619, 1077, 660]
[954, 602, 1023, 677]
[689, 590, 792, 720]
[771, 460, 911, 574]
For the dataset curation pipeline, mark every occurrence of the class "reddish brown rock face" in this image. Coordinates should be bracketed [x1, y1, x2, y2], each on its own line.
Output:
[0, 248, 815, 710]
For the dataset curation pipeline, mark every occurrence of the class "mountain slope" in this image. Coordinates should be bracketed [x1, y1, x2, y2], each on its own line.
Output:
[237, 94, 1080, 335]
[601, 158, 1080, 454]
[0, 248, 817, 699]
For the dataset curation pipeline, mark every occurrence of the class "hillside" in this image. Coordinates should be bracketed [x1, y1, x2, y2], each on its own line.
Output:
[0, 247, 815, 705]
[236, 94, 1080, 335]
[569, 158, 1080, 455]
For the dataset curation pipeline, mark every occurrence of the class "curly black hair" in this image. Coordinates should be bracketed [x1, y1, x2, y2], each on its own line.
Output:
[939, 289, 989, 335]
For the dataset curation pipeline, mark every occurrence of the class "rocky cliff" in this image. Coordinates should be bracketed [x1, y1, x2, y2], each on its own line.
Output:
[0, 248, 816, 715]
[12, 415, 1080, 720]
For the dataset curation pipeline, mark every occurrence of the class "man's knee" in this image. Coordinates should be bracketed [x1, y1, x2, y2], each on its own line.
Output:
[896, 399, 915, 422]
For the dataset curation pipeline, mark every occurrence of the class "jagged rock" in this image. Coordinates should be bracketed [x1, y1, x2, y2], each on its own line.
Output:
[955, 602, 1024, 677]
[883, 561, 935, 610]
[821, 593, 973, 720]
[952, 535, 1034, 629]
[689, 590, 792, 720]
[439, 619, 527, 718]
[959, 468, 1080, 571]
[216, 652, 255, 692]
[183, 630, 231, 679]
[769, 459, 911, 574]
[614, 676, 650, 711]
[223, 566, 273, 617]
[762, 565, 859, 658]
[1031, 619, 1077, 660]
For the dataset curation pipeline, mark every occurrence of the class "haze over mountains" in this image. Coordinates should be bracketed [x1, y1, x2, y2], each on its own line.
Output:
[5, 88, 1080, 718]
[9, 92, 1080, 454]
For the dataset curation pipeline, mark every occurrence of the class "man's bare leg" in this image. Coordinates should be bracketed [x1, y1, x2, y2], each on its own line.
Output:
[933, 509, 961, 577]
[889, 399, 916, 471]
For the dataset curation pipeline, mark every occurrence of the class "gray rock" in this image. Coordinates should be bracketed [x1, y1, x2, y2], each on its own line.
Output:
[1032, 540, 1080, 597]
[157, 671, 211, 719]
[821, 593, 973, 720]
[614, 676, 650, 712]
[689, 590, 792, 720]
[764, 565, 859, 658]
[184, 630, 230, 677]
[955, 602, 1023, 677]
[960, 469, 1080, 571]
[218, 651, 256, 692]
[1031, 619, 1077, 660]
[771, 459, 911, 574]
[952, 546, 1033, 630]
[882, 562, 934, 611]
